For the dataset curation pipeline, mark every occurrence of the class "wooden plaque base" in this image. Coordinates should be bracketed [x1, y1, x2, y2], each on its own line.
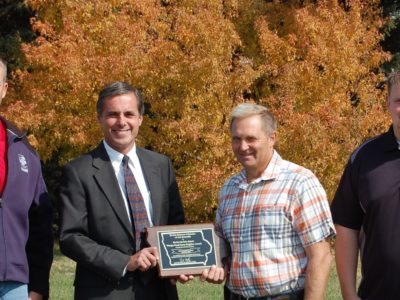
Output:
[146, 223, 228, 278]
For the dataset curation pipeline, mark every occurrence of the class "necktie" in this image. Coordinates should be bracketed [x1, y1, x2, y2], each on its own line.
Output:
[122, 155, 150, 251]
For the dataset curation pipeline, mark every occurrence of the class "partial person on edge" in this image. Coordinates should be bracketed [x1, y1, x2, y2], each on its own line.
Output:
[202, 103, 335, 300]
[331, 69, 400, 300]
[0, 57, 53, 300]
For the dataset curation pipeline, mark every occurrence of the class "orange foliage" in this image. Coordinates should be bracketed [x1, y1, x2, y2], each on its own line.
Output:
[1, 0, 390, 222]
[250, 0, 390, 197]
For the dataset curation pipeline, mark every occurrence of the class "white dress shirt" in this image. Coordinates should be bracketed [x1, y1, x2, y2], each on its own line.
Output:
[103, 140, 154, 226]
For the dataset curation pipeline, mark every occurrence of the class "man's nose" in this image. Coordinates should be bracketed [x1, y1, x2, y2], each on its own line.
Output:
[116, 115, 127, 126]
[239, 140, 249, 151]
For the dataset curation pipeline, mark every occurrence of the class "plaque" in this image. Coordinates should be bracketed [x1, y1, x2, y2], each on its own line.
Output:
[146, 223, 229, 277]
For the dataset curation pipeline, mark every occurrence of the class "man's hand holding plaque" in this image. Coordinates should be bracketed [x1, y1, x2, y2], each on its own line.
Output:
[200, 264, 227, 284]
[169, 274, 195, 285]
[169, 264, 227, 285]
[126, 247, 159, 272]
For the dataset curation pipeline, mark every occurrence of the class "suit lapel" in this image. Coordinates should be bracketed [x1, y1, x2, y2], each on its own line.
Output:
[92, 143, 133, 238]
[137, 147, 162, 225]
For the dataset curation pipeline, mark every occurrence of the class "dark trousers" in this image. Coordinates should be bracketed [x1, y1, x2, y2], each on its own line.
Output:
[224, 285, 304, 300]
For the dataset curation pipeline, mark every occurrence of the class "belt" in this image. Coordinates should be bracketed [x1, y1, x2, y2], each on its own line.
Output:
[233, 289, 304, 300]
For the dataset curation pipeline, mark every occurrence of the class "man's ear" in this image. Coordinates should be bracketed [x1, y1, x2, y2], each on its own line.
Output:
[1, 82, 8, 101]
[270, 131, 277, 145]
[138, 114, 143, 126]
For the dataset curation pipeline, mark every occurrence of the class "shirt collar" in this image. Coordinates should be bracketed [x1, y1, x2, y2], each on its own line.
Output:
[102, 140, 138, 166]
[238, 150, 282, 188]
[383, 126, 400, 152]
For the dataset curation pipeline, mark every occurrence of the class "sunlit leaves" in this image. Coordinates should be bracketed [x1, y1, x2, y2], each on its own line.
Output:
[2, 0, 390, 221]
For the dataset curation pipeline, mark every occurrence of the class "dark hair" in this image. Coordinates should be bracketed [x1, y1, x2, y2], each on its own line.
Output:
[97, 82, 144, 115]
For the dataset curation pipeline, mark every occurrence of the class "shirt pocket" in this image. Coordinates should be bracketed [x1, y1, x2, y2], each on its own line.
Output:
[258, 206, 292, 241]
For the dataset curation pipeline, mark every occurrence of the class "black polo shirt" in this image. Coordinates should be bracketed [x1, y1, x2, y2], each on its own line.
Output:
[331, 126, 400, 300]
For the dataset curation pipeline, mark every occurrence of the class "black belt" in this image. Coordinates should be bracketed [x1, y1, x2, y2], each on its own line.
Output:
[231, 289, 304, 300]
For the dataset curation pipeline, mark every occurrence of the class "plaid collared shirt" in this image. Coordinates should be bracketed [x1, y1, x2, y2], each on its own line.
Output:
[216, 151, 335, 298]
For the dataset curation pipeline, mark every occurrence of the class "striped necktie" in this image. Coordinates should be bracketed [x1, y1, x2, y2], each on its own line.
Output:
[122, 155, 150, 251]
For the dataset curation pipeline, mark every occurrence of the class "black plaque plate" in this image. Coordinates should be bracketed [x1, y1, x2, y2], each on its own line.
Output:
[146, 224, 228, 277]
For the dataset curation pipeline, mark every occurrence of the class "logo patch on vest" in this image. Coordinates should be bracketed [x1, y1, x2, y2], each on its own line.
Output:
[18, 154, 28, 173]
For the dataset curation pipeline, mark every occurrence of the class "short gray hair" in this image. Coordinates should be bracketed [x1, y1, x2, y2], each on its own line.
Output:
[230, 103, 277, 136]
[388, 69, 400, 97]
[0, 58, 7, 83]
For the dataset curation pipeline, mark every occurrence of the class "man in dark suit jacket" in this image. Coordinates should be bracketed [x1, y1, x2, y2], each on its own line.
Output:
[59, 82, 185, 300]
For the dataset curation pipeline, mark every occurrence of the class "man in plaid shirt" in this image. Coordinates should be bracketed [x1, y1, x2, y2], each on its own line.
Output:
[202, 103, 335, 300]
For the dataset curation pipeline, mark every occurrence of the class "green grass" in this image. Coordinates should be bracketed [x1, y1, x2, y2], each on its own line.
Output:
[50, 248, 76, 299]
[50, 249, 350, 299]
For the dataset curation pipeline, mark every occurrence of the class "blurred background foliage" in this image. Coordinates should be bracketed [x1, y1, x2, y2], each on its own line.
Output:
[0, 0, 398, 226]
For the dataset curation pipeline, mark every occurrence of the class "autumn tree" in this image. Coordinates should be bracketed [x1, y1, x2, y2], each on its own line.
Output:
[1, 0, 390, 222]
[0, 0, 35, 70]
[234, 0, 390, 197]
[381, 0, 400, 71]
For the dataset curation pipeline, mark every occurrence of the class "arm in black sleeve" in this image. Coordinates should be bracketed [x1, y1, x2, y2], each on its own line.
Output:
[27, 172, 54, 299]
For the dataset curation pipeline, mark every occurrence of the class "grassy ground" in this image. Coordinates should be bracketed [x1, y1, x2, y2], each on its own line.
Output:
[50, 248, 350, 299]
